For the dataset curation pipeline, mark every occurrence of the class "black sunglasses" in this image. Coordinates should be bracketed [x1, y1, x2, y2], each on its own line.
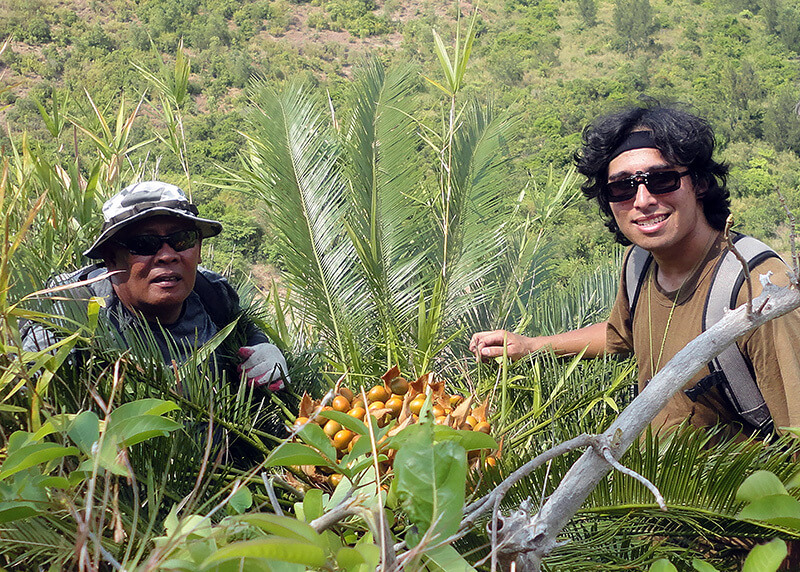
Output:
[605, 170, 690, 203]
[115, 229, 200, 256]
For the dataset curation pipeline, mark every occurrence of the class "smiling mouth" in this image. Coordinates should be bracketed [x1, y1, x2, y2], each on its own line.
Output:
[635, 214, 669, 228]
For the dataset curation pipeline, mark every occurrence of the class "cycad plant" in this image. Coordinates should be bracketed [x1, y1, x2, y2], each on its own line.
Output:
[232, 32, 576, 382]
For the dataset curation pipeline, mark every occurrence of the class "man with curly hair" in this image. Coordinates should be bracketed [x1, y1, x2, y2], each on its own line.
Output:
[471, 106, 800, 437]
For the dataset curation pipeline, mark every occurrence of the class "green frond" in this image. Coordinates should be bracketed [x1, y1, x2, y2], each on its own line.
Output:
[439, 101, 521, 329]
[242, 80, 372, 374]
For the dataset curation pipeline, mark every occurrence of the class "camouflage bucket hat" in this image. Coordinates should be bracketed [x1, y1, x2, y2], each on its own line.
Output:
[84, 181, 222, 259]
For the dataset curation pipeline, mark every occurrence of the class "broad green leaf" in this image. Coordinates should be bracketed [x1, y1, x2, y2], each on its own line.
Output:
[107, 416, 182, 448]
[737, 495, 800, 529]
[737, 470, 788, 503]
[67, 411, 100, 455]
[265, 443, 333, 469]
[297, 423, 337, 461]
[354, 541, 380, 571]
[319, 410, 368, 436]
[425, 544, 477, 571]
[0, 504, 40, 523]
[228, 485, 253, 514]
[432, 426, 498, 451]
[336, 546, 366, 569]
[742, 538, 787, 572]
[233, 513, 323, 545]
[649, 559, 678, 572]
[394, 430, 466, 547]
[692, 560, 720, 572]
[303, 489, 324, 522]
[201, 538, 326, 568]
[107, 398, 180, 423]
[0, 443, 79, 481]
[38, 476, 70, 489]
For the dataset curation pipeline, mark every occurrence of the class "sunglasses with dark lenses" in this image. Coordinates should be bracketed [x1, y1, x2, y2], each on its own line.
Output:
[605, 170, 690, 203]
[115, 229, 200, 256]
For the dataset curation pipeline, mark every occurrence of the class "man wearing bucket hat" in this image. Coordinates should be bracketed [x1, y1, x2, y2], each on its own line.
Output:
[23, 180, 289, 391]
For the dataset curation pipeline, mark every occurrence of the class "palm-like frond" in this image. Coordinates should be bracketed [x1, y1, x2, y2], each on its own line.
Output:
[243, 81, 372, 373]
[441, 101, 519, 325]
[341, 60, 433, 368]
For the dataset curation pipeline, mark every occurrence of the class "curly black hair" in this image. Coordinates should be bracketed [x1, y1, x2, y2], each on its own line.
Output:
[574, 105, 730, 245]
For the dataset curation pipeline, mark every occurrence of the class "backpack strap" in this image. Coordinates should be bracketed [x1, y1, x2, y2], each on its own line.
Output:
[624, 245, 653, 319]
[688, 233, 781, 435]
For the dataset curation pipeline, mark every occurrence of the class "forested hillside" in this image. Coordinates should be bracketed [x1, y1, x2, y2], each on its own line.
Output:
[5, 2, 800, 570]
[2, 0, 800, 277]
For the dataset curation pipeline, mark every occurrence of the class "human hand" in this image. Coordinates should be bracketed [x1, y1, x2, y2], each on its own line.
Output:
[469, 329, 538, 362]
[237, 343, 290, 391]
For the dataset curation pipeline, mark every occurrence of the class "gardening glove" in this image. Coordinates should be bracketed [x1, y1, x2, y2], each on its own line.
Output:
[237, 343, 290, 391]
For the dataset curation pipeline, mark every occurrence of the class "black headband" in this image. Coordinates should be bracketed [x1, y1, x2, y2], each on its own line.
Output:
[609, 130, 657, 161]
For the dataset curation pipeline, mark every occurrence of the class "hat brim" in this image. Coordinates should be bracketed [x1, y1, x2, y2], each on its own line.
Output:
[83, 207, 222, 259]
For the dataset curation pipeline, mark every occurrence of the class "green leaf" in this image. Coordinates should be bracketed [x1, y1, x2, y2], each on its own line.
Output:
[354, 541, 380, 571]
[692, 559, 720, 572]
[233, 514, 323, 545]
[425, 544, 477, 571]
[297, 423, 337, 461]
[228, 485, 253, 514]
[303, 489, 324, 522]
[649, 559, 678, 572]
[201, 538, 326, 568]
[742, 538, 787, 572]
[265, 443, 334, 469]
[0, 503, 40, 523]
[107, 416, 182, 448]
[67, 411, 100, 455]
[336, 546, 366, 569]
[394, 430, 466, 547]
[737, 470, 789, 503]
[107, 398, 180, 423]
[0, 443, 79, 481]
[737, 495, 800, 529]
[319, 410, 367, 436]
[432, 426, 498, 451]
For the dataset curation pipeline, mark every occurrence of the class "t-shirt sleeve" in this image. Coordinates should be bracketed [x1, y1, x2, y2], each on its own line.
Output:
[606, 264, 634, 356]
[739, 257, 800, 430]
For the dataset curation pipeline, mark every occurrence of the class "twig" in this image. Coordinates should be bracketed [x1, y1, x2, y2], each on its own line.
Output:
[724, 215, 753, 316]
[360, 386, 395, 570]
[593, 435, 666, 511]
[461, 434, 594, 528]
[261, 473, 283, 516]
[309, 493, 360, 532]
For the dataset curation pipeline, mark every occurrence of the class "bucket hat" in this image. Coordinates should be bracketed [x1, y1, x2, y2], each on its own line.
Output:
[84, 181, 222, 259]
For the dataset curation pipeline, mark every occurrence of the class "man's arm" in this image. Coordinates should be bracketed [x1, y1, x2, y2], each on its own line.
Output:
[469, 322, 608, 362]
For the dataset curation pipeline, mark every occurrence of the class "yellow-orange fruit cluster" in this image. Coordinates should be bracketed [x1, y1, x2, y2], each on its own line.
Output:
[291, 366, 500, 486]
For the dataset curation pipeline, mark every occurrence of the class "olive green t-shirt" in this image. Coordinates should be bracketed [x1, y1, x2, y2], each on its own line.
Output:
[606, 234, 800, 434]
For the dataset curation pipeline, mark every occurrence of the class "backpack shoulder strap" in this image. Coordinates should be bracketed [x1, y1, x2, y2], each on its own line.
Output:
[692, 233, 781, 433]
[624, 245, 653, 320]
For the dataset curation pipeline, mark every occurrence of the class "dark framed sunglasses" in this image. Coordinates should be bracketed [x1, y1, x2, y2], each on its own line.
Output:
[115, 229, 200, 256]
[605, 170, 690, 203]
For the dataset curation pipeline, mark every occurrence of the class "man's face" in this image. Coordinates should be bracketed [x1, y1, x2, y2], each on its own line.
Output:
[607, 147, 713, 257]
[106, 216, 202, 324]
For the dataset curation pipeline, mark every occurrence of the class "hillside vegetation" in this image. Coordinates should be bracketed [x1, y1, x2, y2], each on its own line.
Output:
[1, 0, 799, 280]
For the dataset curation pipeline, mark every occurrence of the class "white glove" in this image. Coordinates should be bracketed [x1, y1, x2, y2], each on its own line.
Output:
[237, 343, 290, 391]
